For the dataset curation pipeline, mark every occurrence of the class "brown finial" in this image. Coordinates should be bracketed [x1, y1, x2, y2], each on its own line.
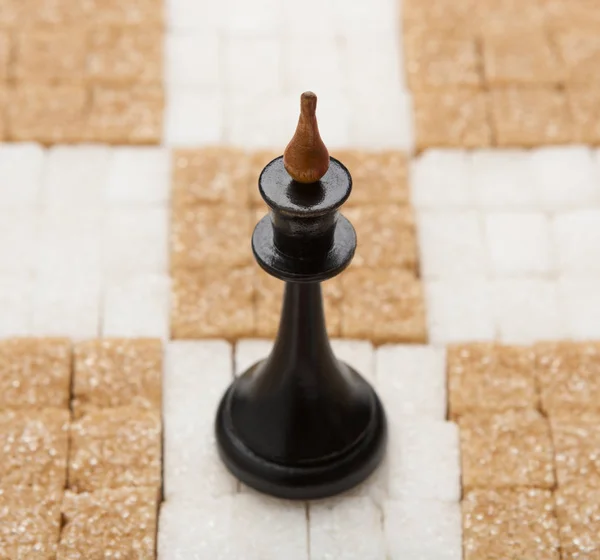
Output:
[283, 92, 330, 183]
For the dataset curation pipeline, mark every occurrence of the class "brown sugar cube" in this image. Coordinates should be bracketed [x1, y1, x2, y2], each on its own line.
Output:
[459, 409, 555, 490]
[535, 341, 600, 414]
[58, 487, 158, 559]
[0, 31, 11, 81]
[482, 31, 564, 86]
[489, 87, 573, 147]
[462, 488, 560, 560]
[0, 486, 63, 559]
[172, 147, 250, 207]
[247, 149, 281, 207]
[554, 30, 600, 84]
[447, 343, 537, 419]
[341, 268, 426, 344]
[8, 84, 88, 143]
[68, 407, 161, 492]
[87, 26, 162, 84]
[83, 0, 163, 26]
[0, 408, 69, 489]
[21, 0, 88, 27]
[402, 0, 483, 35]
[550, 413, 600, 488]
[73, 338, 162, 411]
[0, 338, 71, 409]
[555, 483, 600, 560]
[413, 89, 492, 151]
[567, 88, 600, 145]
[86, 85, 163, 144]
[171, 266, 255, 339]
[171, 204, 252, 269]
[404, 31, 482, 90]
[344, 205, 418, 271]
[253, 269, 342, 338]
[331, 150, 410, 206]
[0, 0, 23, 28]
[14, 30, 87, 83]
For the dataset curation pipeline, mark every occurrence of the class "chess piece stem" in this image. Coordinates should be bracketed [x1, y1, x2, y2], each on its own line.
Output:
[283, 92, 330, 184]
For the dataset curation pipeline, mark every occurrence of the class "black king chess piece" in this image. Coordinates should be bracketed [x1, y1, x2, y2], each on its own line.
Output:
[215, 92, 387, 500]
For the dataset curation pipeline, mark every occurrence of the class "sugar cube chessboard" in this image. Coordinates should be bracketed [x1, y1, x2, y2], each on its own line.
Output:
[1, 0, 600, 557]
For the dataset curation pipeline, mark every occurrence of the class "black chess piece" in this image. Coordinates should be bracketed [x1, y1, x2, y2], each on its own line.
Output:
[215, 92, 387, 500]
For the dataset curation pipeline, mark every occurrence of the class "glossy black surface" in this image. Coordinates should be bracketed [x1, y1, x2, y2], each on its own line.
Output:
[215, 155, 387, 500]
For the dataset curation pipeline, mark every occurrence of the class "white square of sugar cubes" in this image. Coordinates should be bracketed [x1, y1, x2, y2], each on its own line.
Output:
[553, 210, 600, 274]
[0, 207, 37, 272]
[0, 143, 45, 205]
[384, 499, 462, 560]
[491, 278, 566, 343]
[235, 339, 272, 377]
[331, 339, 375, 383]
[309, 497, 385, 560]
[0, 272, 33, 336]
[484, 212, 554, 275]
[166, 32, 220, 88]
[559, 276, 600, 339]
[376, 345, 446, 420]
[418, 210, 487, 278]
[410, 150, 473, 208]
[107, 147, 171, 205]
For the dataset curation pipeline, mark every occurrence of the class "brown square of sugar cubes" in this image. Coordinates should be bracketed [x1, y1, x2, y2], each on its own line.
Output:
[0, 338, 71, 409]
[247, 149, 281, 207]
[402, 0, 482, 35]
[253, 268, 342, 338]
[535, 341, 600, 414]
[21, 0, 88, 27]
[447, 343, 537, 419]
[555, 483, 600, 560]
[14, 30, 87, 83]
[462, 488, 560, 560]
[567, 88, 600, 144]
[171, 204, 252, 269]
[341, 268, 426, 344]
[554, 30, 600, 85]
[83, 0, 163, 26]
[331, 150, 410, 206]
[459, 409, 555, 490]
[73, 338, 161, 412]
[550, 413, 600, 488]
[87, 26, 162, 84]
[171, 267, 255, 339]
[344, 205, 418, 271]
[58, 487, 159, 559]
[482, 31, 564, 86]
[413, 89, 492, 151]
[68, 407, 161, 492]
[489, 87, 573, 147]
[404, 31, 482, 90]
[86, 85, 163, 144]
[0, 31, 11, 81]
[0, 408, 69, 489]
[8, 84, 88, 143]
[172, 147, 250, 208]
[0, 0, 23, 28]
[0, 486, 63, 559]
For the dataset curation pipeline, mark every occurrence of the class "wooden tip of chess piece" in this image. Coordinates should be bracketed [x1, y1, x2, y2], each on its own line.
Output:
[283, 91, 330, 184]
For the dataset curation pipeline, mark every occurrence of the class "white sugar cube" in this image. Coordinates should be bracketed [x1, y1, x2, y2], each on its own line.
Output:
[107, 147, 171, 205]
[0, 207, 37, 272]
[485, 212, 554, 275]
[103, 207, 169, 274]
[376, 345, 446, 420]
[230, 494, 308, 560]
[387, 418, 460, 502]
[410, 150, 473, 208]
[559, 276, 600, 339]
[426, 279, 496, 343]
[331, 0, 397, 33]
[529, 146, 600, 208]
[417, 211, 487, 278]
[41, 145, 110, 206]
[470, 149, 536, 208]
[331, 339, 375, 383]
[225, 0, 283, 32]
[491, 278, 566, 343]
[553, 210, 600, 274]
[158, 497, 235, 560]
[282, 0, 333, 33]
[314, 93, 351, 149]
[384, 499, 462, 560]
[0, 272, 33, 336]
[102, 274, 170, 339]
[309, 497, 385, 560]
[235, 339, 272, 377]
[166, 33, 220, 88]
[0, 143, 45, 205]
[167, 0, 226, 30]
[165, 89, 224, 146]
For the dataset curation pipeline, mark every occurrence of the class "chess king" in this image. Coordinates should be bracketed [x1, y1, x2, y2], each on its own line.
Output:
[215, 92, 387, 500]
